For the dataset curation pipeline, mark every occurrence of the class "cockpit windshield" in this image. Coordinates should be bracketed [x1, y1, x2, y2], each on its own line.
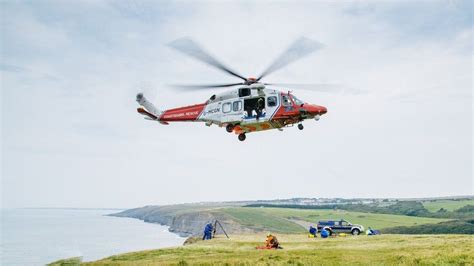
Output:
[292, 95, 304, 105]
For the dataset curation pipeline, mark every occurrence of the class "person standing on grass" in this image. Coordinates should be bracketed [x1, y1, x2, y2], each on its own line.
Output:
[203, 223, 213, 240]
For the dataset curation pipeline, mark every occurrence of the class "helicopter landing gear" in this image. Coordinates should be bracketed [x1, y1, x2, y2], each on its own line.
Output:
[226, 124, 234, 133]
[238, 133, 246, 141]
[298, 124, 304, 130]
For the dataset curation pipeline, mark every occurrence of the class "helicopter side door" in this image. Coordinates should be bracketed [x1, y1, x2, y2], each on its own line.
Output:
[264, 93, 280, 120]
[280, 93, 300, 119]
[270, 92, 300, 126]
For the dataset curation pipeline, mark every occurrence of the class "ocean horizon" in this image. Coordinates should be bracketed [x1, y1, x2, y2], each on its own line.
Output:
[1, 208, 186, 265]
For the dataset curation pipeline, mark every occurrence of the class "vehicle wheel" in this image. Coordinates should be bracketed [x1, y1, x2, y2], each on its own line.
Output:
[351, 229, 360, 235]
[226, 124, 234, 133]
[238, 133, 246, 141]
[298, 124, 304, 130]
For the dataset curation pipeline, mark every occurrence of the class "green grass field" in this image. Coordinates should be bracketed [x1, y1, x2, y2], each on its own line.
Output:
[422, 199, 474, 212]
[52, 234, 473, 265]
[221, 208, 305, 233]
[221, 207, 450, 233]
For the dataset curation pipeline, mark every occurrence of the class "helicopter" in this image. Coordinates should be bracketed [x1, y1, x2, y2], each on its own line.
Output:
[136, 37, 329, 141]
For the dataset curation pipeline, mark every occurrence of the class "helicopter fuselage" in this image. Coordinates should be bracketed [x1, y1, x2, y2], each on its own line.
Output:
[137, 85, 327, 141]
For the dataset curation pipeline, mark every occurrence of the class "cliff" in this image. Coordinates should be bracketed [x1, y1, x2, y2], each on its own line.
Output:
[110, 203, 256, 236]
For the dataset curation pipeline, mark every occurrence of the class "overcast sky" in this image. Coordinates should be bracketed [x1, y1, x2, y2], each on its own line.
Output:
[1, 0, 472, 208]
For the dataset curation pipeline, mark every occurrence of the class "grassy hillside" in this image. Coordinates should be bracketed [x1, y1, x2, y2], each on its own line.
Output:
[52, 234, 474, 265]
[246, 198, 474, 219]
[221, 208, 305, 233]
[111, 198, 471, 236]
[383, 219, 474, 234]
[422, 199, 474, 212]
[221, 207, 449, 232]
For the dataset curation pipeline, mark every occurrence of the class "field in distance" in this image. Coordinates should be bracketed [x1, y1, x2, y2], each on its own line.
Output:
[422, 199, 474, 212]
[220, 207, 450, 233]
[51, 234, 473, 265]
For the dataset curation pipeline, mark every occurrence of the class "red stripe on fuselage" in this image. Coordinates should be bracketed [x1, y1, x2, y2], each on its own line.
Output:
[160, 103, 206, 122]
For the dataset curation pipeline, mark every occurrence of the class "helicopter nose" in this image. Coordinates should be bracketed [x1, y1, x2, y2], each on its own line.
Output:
[319, 106, 327, 114]
[306, 104, 327, 115]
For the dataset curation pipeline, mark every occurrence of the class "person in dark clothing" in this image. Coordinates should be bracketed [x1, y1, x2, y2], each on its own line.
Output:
[255, 98, 264, 120]
[203, 223, 213, 240]
[245, 105, 254, 119]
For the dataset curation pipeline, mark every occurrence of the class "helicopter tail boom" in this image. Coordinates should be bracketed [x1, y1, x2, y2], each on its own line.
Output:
[136, 93, 207, 123]
[159, 103, 206, 122]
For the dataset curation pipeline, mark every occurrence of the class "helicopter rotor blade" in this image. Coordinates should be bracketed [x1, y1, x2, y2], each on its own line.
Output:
[264, 82, 340, 91]
[257, 37, 324, 81]
[264, 82, 364, 94]
[168, 38, 247, 82]
[169, 82, 245, 91]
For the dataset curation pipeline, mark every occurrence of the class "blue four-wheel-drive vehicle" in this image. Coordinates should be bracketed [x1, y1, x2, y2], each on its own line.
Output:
[317, 219, 364, 235]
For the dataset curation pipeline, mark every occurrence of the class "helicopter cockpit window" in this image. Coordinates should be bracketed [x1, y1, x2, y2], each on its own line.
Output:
[222, 102, 232, 113]
[239, 88, 251, 97]
[282, 95, 293, 106]
[267, 96, 277, 107]
[233, 101, 242, 112]
[292, 96, 304, 106]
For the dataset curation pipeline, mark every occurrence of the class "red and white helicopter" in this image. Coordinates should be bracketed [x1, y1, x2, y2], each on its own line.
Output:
[136, 37, 329, 141]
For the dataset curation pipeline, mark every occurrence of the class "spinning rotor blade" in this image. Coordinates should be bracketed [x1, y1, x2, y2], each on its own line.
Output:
[169, 82, 245, 91]
[265, 82, 366, 94]
[257, 37, 324, 81]
[168, 38, 247, 81]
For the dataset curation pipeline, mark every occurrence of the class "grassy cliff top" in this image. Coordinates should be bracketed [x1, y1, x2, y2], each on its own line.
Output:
[51, 234, 473, 265]
[221, 207, 449, 233]
[422, 199, 474, 212]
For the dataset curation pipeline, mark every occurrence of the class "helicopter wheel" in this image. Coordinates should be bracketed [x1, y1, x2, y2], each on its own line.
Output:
[238, 133, 246, 141]
[298, 124, 304, 130]
[226, 124, 234, 133]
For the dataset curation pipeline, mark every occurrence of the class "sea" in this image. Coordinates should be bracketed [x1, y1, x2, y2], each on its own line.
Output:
[0, 208, 186, 265]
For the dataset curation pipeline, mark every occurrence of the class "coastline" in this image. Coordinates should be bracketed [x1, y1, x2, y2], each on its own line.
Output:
[108, 204, 258, 237]
[108, 209, 193, 237]
[3, 208, 186, 266]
